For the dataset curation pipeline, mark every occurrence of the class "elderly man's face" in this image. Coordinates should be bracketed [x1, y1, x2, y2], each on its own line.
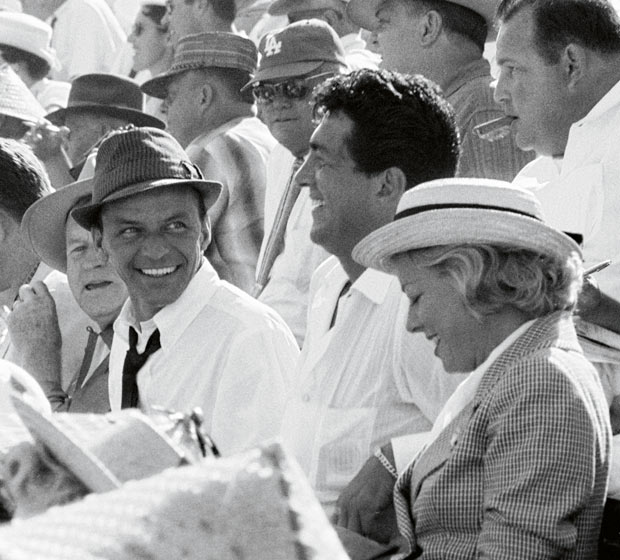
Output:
[65, 215, 127, 329]
[163, 70, 206, 148]
[98, 185, 209, 322]
[64, 112, 126, 166]
[494, 6, 572, 157]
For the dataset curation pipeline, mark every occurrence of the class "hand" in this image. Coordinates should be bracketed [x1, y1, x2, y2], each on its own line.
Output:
[21, 120, 70, 163]
[5, 282, 63, 396]
[335, 445, 399, 544]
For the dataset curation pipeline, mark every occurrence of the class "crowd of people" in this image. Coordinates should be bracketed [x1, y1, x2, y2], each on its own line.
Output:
[0, 0, 618, 558]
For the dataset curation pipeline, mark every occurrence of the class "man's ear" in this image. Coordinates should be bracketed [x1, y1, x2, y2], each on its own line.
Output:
[419, 9, 443, 46]
[200, 216, 212, 251]
[376, 166, 407, 204]
[200, 81, 214, 110]
[561, 43, 587, 89]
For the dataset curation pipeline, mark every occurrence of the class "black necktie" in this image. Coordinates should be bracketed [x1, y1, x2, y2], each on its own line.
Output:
[121, 327, 161, 409]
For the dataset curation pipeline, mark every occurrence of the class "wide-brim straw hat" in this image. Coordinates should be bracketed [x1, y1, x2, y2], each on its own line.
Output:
[10, 395, 190, 493]
[0, 442, 350, 560]
[71, 127, 222, 230]
[353, 178, 581, 272]
[46, 73, 164, 129]
[347, 0, 498, 34]
[22, 177, 93, 274]
[0, 11, 60, 70]
[141, 32, 258, 100]
[0, 63, 45, 123]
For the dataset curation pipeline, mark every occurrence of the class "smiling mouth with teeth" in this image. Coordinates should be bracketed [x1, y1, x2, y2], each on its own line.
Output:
[139, 266, 179, 277]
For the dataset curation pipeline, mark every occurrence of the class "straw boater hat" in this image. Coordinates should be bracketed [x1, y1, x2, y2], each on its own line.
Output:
[0, 63, 45, 123]
[21, 150, 100, 274]
[71, 127, 222, 230]
[352, 178, 582, 272]
[9, 394, 192, 493]
[141, 32, 258, 100]
[347, 0, 498, 35]
[46, 73, 165, 129]
[0, 11, 60, 70]
[243, 18, 348, 87]
[0, 443, 350, 560]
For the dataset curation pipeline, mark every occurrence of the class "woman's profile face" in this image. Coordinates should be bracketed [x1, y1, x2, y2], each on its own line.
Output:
[128, 11, 167, 73]
[393, 253, 487, 373]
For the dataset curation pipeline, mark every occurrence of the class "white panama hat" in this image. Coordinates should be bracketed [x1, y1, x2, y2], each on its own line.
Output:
[353, 177, 581, 272]
[0, 11, 60, 70]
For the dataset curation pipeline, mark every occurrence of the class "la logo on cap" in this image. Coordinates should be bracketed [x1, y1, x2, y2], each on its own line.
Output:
[264, 33, 282, 57]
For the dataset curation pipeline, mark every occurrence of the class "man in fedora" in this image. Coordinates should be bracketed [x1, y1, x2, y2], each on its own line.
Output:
[164, 0, 236, 46]
[248, 19, 348, 345]
[45, 73, 165, 183]
[71, 126, 299, 456]
[0, 11, 69, 113]
[142, 32, 275, 293]
[10, 166, 128, 413]
[0, 139, 92, 400]
[268, 0, 380, 70]
[346, 0, 533, 180]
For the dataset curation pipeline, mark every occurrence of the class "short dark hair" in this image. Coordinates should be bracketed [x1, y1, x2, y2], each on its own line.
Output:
[412, 0, 488, 51]
[312, 69, 460, 188]
[185, 0, 236, 23]
[0, 44, 50, 81]
[497, 0, 620, 63]
[0, 139, 52, 222]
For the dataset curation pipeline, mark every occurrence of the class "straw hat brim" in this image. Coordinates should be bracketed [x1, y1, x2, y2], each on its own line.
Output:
[352, 208, 582, 273]
[46, 104, 165, 129]
[10, 396, 120, 493]
[71, 177, 223, 230]
[21, 179, 93, 274]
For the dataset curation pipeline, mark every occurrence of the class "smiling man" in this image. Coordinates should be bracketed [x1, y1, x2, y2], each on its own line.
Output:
[282, 70, 464, 541]
[70, 126, 299, 456]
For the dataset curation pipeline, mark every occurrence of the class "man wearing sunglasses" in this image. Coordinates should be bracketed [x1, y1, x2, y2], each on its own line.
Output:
[248, 19, 349, 346]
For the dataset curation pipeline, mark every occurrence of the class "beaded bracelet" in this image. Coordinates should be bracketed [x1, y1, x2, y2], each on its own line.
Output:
[374, 448, 398, 480]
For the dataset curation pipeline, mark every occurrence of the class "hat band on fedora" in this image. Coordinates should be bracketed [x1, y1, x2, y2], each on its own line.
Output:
[394, 203, 541, 222]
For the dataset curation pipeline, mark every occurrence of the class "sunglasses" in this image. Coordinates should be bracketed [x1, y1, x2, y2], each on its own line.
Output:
[251, 78, 312, 104]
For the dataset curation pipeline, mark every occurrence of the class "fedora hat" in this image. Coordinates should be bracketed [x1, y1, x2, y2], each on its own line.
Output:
[353, 178, 581, 272]
[0, 442, 351, 560]
[244, 18, 347, 86]
[71, 127, 222, 229]
[0, 63, 45, 123]
[9, 395, 193, 493]
[46, 73, 164, 128]
[347, 0, 498, 34]
[141, 32, 258, 99]
[0, 11, 60, 70]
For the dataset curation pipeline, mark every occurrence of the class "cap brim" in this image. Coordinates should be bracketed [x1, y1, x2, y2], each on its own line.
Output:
[71, 178, 223, 230]
[243, 60, 325, 89]
[46, 104, 165, 129]
[352, 209, 582, 273]
[11, 396, 120, 493]
[21, 179, 93, 273]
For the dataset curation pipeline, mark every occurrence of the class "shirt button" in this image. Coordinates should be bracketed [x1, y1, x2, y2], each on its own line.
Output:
[302, 393, 311, 402]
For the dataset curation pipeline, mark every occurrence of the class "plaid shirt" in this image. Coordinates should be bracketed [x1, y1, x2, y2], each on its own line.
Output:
[395, 311, 611, 559]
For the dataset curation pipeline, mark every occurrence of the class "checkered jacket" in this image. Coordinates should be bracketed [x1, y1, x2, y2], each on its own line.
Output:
[395, 311, 611, 559]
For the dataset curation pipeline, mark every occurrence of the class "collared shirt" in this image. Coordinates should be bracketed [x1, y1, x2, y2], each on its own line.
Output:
[187, 116, 276, 294]
[108, 259, 299, 455]
[49, 0, 125, 81]
[391, 319, 535, 472]
[340, 31, 381, 70]
[445, 58, 534, 181]
[280, 257, 463, 511]
[257, 145, 330, 346]
[0, 263, 94, 390]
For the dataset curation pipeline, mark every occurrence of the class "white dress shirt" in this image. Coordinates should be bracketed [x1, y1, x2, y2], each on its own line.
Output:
[49, 0, 125, 81]
[280, 257, 463, 512]
[257, 145, 330, 346]
[108, 259, 300, 456]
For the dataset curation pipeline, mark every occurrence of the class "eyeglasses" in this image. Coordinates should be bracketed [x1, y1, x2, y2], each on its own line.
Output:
[251, 78, 312, 104]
